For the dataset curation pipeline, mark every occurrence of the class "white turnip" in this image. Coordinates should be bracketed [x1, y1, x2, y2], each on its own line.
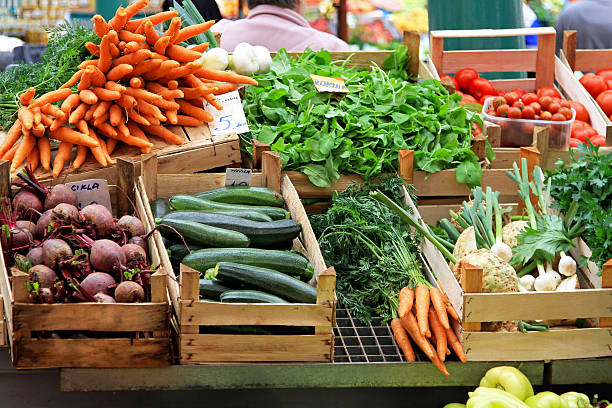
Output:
[51, 203, 80, 223]
[117, 215, 144, 237]
[81, 204, 114, 237]
[114, 281, 145, 303]
[80, 272, 116, 297]
[13, 191, 43, 220]
[42, 238, 73, 268]
[28, 265, 58, 288]
[90, 239, 126, 274]
[44, 184, 78, 210]
[122, 243, 147, 264]
[35, 210, 52, 239]
[27, 247, 45, 265]
[128, 236, 148, 251]
[93, 293, 116, 303]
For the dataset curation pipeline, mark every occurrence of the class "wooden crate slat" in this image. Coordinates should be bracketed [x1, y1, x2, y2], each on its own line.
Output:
[440, 49, 537, 74]
[157, 138, 241, 174]
[574, 50, 612, 73]
[461, 329, 612, 361]
[430, 27, 556, 39]
[179, 301, 332, 326]
[180, 334, 332, 363]
[15, 338, 171, 369]
[156, 173, 265, 198]
[488, 78, 537, 92]
[462, 289, 612, 322]
[12, 303, 169, 332]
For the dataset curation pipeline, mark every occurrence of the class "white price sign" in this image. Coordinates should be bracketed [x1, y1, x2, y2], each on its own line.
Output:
[225, 168, 252, 186]
[65, 179, 113, 212]
[204, 90, 250, 136]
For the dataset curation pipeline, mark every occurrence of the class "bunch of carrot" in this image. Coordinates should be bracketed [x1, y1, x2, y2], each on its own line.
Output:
[390, 282, 466, 376]
[0, 0, 257, 177]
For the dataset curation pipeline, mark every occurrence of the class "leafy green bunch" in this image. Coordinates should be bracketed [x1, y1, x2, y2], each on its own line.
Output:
[242, 46, 485, 188]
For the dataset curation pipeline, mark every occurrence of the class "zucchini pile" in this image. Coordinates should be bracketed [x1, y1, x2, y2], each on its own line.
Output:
[153, 186, 316, 304]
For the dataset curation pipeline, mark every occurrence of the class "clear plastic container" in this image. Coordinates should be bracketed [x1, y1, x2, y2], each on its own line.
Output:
[482, 97, 575, 150]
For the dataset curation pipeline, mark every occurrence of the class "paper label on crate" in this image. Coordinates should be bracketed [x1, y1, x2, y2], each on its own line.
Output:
[310, 74, 349, 93]
[203, 90, 250, 136]
[225, 168, 252, 186]
[66, 179, 112, 212]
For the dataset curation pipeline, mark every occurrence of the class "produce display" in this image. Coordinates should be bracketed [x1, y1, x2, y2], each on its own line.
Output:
[155, 185, 317, 306]
[0, 0, 258, 177]
[580, 69, 612, 121]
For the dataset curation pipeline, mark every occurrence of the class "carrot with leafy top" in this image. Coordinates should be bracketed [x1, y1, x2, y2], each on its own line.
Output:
[40, 103, 65, 120]
[125, 10, 178, 32]
[401, 311, 450, 376]
[61, 94, 81, 116]
[430, 287, 450, 330]
[18, 107, 34, 130]
[85, 41, 100, 56]
[107, 64, 133, 81]
[391, 318, 415, 362]
[398, 286, 414, 319]
[143, 124, 183, 145]
[30, 88, 73, 109]
[415, 283, 430, 337]
[188, 42, 209, 53]
[165, 44, 201, 62]
[106, 137, 118, 155]
[108, 6, 128, 31]
[172, 20, 215, 44]
[109, 104, 122, 126]
[98, 32, 114, 73]
[87, 129, 107, 167]
[162, 17, 182, 41]
[177, 99, 213, 122]
[428, 307, 448, 362]
[196, 65, 258, 85]
[19, 87, 36, 106]
[52, 141, 73, 177]
[37, 137, 51, 170]
[91, 15, 110, 37]
[0, 120, 22, 157]
[49, 127, 99, 148]
[72, 144, 88, 169]
[10, 132, 36, 173]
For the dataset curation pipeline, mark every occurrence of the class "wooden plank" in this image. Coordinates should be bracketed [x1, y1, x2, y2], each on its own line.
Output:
[460, 264, 482, 331]
[398, 150, 414, 183]
[462, 328, 612, 361]
[462, 289, 612, 322]
[262, 151, 281, 192]
[601, 260, 612, 327]
[562, 30, 577, 71]
[179, 302, 332, 326]
[483, 121, 501, 148]
[440, 49, 537, 74]
[489, 78, 537, 92]
[430, 27, 556, 39]
[157, 137, 241, 174]
[418, 59, 434, 80]
[14, 338, 171, 369]
[180, 334, 332, 363]
[532, 127, 549, 169]
[315, 267, 337, 337]
[0, 296, 5, 347]
[12, 303, 169, 331]
[430, 36, 444, 76]
[403, 31, 420, 78]
[426, 56, 441, 80]
[517, 146, 540, 214]
[535, 32, 556, 88]
[140, 153, 158, 201]
[252, 139, 270, 168]
[156, 173, 264, 197]
[575, 49, 612, 73]
[117, 158, 136, 216]
[179, 264, 199, 334]
[0, 160, 9, 198]
[549, 359, 612, 385]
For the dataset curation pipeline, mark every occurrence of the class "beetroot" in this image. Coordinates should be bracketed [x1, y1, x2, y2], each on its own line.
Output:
[81, 204, 114, 237]
[39, 288, 55, 303]
[42, 239, 73, 268]
[122, 243, 147, 264]
[27, 247, 44, 265]
[10, 227, 32, 249]
[115, 281, 145, 303]
[44, 184, 78, 210]
[51, 203, 80, 223]
[117, 215, 145, 237]
[16, 220, 36, 236]
[28, 265, 58, 288]
[90, 239, 125, 274]
[80, 272, 116, 297]
[128, 236, 148, 251]
[13, 191, 43, 221]
[35, 210, 52, 239]
[93, 293, 116, 303]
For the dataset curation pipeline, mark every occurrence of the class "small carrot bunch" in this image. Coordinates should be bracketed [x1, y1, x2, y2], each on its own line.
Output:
[0, 0, 258, 178]
[390, 282, 466, 376]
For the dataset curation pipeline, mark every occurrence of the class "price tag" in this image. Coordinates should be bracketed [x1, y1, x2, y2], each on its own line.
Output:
[225, 168, 252, 186]
[204, 90, 250, 136]
[65, 179, 113, 212]
[310, 74, 349, 93]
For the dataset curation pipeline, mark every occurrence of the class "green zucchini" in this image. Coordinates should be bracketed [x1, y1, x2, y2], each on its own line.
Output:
[169, 195, 289, 220]
[439, 218, 460, 244]
[158, 218, 250, 248]
[220, 290, 288, 303]
[199, 209, 272, 222]
[183, 248, 314, 278]
[194, 186, 284, 207]
[151, 198, 171, 218]
[163, 211, 301, 246]
[169, 243, 203, 264]
[199, 279, 233, 300]
[214, 262, 316, 303]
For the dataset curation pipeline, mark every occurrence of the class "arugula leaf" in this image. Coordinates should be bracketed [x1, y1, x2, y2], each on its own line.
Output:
[455, 160, 482, 188]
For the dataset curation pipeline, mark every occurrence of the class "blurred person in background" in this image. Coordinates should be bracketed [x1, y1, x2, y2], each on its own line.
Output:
[163, 0, 223, 21]
[211, 0, 350, 52]
[555, 0, 612, 52]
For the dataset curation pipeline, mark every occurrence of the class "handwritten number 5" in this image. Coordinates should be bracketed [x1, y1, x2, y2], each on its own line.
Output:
[218, 115, 232, 131]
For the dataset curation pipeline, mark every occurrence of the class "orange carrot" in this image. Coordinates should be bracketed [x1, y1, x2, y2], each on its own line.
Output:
[125, 10, 178, 32]
[95, 122, 118, 139]
[172, 20, 215, 44]
[72, 144, 88, 169]
[106, 64, 133, 81]
[104, 81, 127, 94]
[87, 129, 107, 167]
[107, 29, 119, 44]
[415, 283, 430, 338]
[32, 107, 42, 125]
[37, 137, 51, 170]
[179, 86, 212, 100]
[186, 98, 204, 108]
[398, 286, 414, 319]
[147, 81, 183, 99]
[175, 115, 203, 127]
[97, 136, 115, 165]
[203, 92, 223, 110]
[29, 88, 73, 109]
[109, 104, 122, 126]
[97, 32, 114, 73]
[445, 325, 466, 362]
[91, 15, 110, 37]
[77, 66, 94, 91]
[165, 109, 178, 124]
[165, 44, 201, 62]
[79, 89, 98, 105]
[10, 132, 36, 173]
[128, 58, 162, 78]
[48, 127, 99, 148]
[40, 103, 66, 120]
[52, 141, 73, 177]
[150, 98, 179, 111]
[162, 17, 182, 41]
[60, 94, 81, 116]
[211, 82, 238, 95]
[142, 114, 161, 126]
[153, 35, 172, 55]
[18, 107, 34, 130]
[401, 311, 450, 376]
[126, 109, 151, 126]
[196, 66, 258, 85]
[177, 99, 213, 122]
[115, 124, 153, 150]
[430, 288, 450, 330]
[136, 98, 166, 121]
[93, 112, 110, 127]
[126, 121, 152, 153]
[93, 101, 112, 119]
[69, 103, 88, 124]
[167, 80, 178, 90]
[440, 288, 460, 322]
[19, 87, 36, 106]
[124, 41, 149, 54]
[118, 94, 137, 109]
[108, 6, 128, 31]
[129, 77, 144, 88]
[0, 120, 22, 157]
[90, 66, 107, 87]
[391, 318, 415, 362]
[124, 87, 162, 102]
[1, 143, 19, 161]
[144, 20, 160, 46]
[109, 43, 121, 58]
[106, 137, 118, 154]
[59, 69, 84, 89]
[40, 113, 53, 127]
[84, 102, 98, 121]
[50, 116, 67, 131]
[428, 307, 448, 362]
[142, 124, 183, 145]
[163, 61, 202, 81]
[92, 87, 122, 101]
[85, 41, 100, 56]
[150, 52, 169, 61]
[112, 49, 152, 67]
[31, 122, 45, 137]
[76, 119, 90, 136]
[188, 42, 210, 53]
[124, 0, 150, 21]
[143, 60, 180, 81]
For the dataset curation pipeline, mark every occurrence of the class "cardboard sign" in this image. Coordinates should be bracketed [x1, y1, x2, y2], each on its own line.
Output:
[225, 168, 252, 186]
[204, 90, 250, 136]
[65, 179, 113, 212]
[310, 74, 349, 93]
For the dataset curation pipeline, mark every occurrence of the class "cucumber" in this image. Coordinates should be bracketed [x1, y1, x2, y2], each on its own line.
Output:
[168, 243, 203, 264]
[169, 195, 289, 220]
[199, 279, 233, 300]
[151, 198, 171, 218]
[214, 262, 316, 303]
[199, 209, 272, 222]
[183, 248, 314, 277]
[163, 211, 301, 246]
[194, 186, 284, 207]
[220, 290, 288, 303]
[158, 218, 250, 248]
[439, 218, 460, 244]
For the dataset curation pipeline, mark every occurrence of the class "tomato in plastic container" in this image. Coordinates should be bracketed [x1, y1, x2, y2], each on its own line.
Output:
[482, 97, 574, 149]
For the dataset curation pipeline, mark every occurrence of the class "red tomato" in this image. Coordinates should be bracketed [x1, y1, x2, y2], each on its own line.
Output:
[589, 135, 606, 146]
[513, 100, 525, 109]
[606, 79, 612, 90]
[567, 100, 590, 122]
[596, 90, 612, 116]
[530, 102, 541, 115]
[479, 94, 495, 105]
[569, 138, 581, 148]
[472, 123, 482, 136]
[595, 68, 612, 81]
[511, 88, 526, 97]
[580, 73, 608, 98]
[492, 96, 507, 109]
[469, 78, 496, 100]
[496, 104, 510, 116]
[548, 102, 561, 114]
[508, 107, 522, 119]
[559, 100, 571, 109]
[571, 121, 590, 138]
[537, 86, 561, 99]
[440, 74, 459, 90]
[521, 106, 535, 119]
[559, 107, 573, 120]
[551, 113, 567, 121]
[455, 68, 479, 92]
[521, 93, 538, 104]
[496, 89, 505, 96]
[504, 92, 519, 105]
[574, 127, 598, 142]
[539, 96, 552, 110]
[459, 93, 478, 105]
[540, 111, 552, 121]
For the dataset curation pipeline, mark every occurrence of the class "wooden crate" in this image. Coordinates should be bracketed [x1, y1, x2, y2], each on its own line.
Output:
[428, 27, 612, 148]
[0, 159, 172, 369]
[138, 152, 336, 364]
[2, 124, 241, 185]
[0, 295, 5, 347]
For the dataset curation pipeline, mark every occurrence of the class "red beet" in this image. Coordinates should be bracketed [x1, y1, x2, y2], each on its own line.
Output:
[39, 287, 55, 303]
[42, 238, 73, 268]
[51, 203, 80, 223]
[16, 220, 36, 235]
[93, 293, 116, 303]
[128, 236, 148, 252]
[117, 215, 145, 237]
[35, 210, 52, 239]
[44, 184, 78, 210]
[80, 272, 116, 297]
[81, 204, 114, 237]
[90, 239, 125, 274]
[28, 265, 58, 288]
[115, 281, 145, 303]
[122, 243, 147, 264]
[13, 191, 43, 221]
[27, 247, 44, 265]
[10, 226, 32, 249]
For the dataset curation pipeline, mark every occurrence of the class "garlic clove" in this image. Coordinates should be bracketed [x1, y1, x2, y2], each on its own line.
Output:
[491, 241, 512, 262]
[558, 254, 577, 276]
[519, 274, 535, 291]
